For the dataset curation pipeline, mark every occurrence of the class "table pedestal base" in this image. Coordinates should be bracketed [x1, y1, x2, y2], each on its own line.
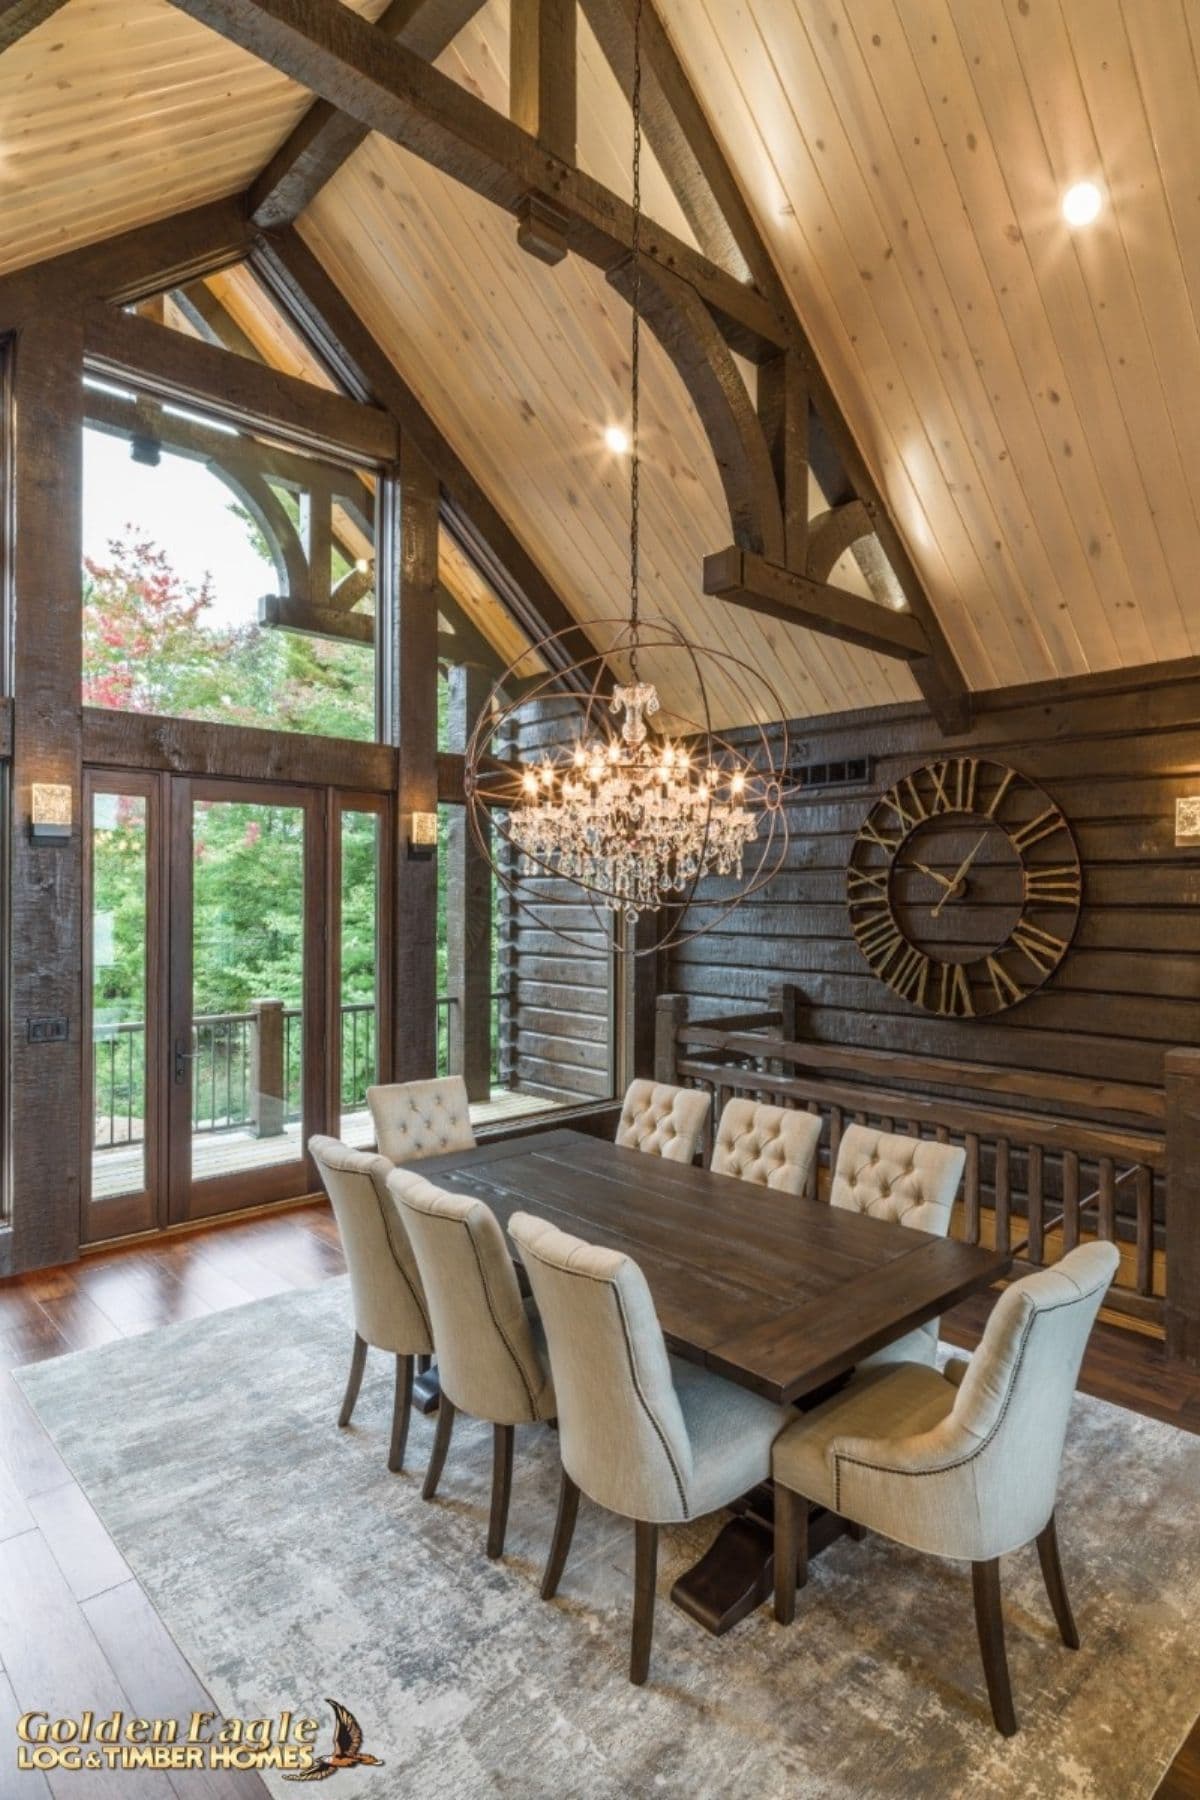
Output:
[670, 1485, 854, 1637]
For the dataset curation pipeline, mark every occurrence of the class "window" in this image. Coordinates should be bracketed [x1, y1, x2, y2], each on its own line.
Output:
[82, 378, 380, 742]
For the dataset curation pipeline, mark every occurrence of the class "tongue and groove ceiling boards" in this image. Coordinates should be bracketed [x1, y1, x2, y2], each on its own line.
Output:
[2, 2, 1198, 724]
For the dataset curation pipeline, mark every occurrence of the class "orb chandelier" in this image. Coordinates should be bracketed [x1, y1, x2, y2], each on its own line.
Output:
[463, 0, 789, 955]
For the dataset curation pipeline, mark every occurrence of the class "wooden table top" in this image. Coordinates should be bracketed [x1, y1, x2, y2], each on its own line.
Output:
[404, 1128, 1010, 1405]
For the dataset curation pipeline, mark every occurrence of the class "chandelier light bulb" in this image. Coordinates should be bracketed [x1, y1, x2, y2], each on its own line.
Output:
[603, 424, 630, 454]
[1062, 181, 1102, 227]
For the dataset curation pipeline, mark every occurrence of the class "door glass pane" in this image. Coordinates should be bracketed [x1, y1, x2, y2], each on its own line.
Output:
[190, 799, 305, 1181]
[339, 808, 380, 1148]
[91, 792, 149, 1201]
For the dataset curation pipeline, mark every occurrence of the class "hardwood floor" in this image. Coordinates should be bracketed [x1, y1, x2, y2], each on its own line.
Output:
[0, 1205, 1197, 1795]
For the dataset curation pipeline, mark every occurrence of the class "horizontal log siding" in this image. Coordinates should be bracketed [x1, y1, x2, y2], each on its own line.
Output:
[667, 670, 1200, 1109]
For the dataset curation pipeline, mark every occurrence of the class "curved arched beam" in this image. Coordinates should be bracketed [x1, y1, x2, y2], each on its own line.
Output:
[805, 499, 873, 584]
[607, 252, 785, 563]
[207, 457, 310, 602]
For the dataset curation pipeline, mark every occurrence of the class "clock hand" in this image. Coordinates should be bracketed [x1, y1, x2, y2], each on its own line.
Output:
[931, 832, 989, 919]
[907, 858, 957, 894]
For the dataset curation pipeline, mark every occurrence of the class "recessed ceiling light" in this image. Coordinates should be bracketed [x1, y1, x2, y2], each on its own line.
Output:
[603, 425, 630, 454]
[1062, 181, 1102, 227]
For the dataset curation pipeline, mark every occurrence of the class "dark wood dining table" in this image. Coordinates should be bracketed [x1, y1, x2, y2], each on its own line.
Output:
[405, 1125, 1010, 1632]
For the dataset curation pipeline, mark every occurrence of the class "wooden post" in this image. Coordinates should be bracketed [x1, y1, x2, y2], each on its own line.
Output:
[654, 993, 686, 1086]
[510, 0, 577, 162]
[1165, 1048, 1200, 1366]
[618, 908, 658, 1089]
[390, 438, 439, 1082]
[248, 999, 286, 1138]
[445, 663, 493, 1103]
[769, 981, 801, 1044]
[5, 316, 84, 1275]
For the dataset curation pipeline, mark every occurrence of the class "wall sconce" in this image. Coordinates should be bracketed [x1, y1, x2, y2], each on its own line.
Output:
[30, 783, 73, 844]
[1175, 796, 1200, 847]
[408, 811, 438, 859]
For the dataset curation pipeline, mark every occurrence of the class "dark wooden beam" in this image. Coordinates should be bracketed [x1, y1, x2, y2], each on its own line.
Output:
[7, 316, 85, 1274]
[82, 304, 398, 463]
[251, 226, 598, 679]
[392, 438, 440, 1081]
[805, 499, 872, 584]
[260, 596, 375, 642]
[0, 696, 12, 758]
[444, 662, 494, 1101]
[170, 281, 264, 362]
[756, 350, 808, 570]
[0, 199, 254, 332]
[578, 0, 756, 284]
[249, 0, 485, 227]
[82, 708, 397, 790]
[609, 252, 784, 560]
[511, 0, 576, 166]
[0, 0, 69, 50]
[702, 547, 930, 660]
[172, 0, 784, 357]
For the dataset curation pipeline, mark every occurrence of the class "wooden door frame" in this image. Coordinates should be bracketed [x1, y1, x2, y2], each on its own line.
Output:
[80, 768, 168, 1244]
[167, 774, 328, 1225]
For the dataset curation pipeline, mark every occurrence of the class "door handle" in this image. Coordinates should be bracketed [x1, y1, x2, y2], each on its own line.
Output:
[174, 1040, 195, 1084]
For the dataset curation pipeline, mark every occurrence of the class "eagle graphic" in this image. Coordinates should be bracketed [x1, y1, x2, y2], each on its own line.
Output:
[283, 1699, 384, 1782]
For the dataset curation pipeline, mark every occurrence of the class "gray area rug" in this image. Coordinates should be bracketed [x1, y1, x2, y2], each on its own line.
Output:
[16, 1277, 1200, 1799]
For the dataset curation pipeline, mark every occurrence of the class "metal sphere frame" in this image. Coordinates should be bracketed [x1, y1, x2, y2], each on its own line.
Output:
[463, 614, 791, 957]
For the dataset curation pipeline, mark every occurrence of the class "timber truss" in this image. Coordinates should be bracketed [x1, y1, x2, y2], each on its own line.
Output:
[1, 0, 971, 731]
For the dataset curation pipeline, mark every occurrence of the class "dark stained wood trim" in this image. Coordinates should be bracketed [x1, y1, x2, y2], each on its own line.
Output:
[703, 546, 929, 659]
[0, 695, 12, 758]
[8, 316, 85, 1274]
[0, 0, 69, 50]
[392, 438, 440, 1080]
[174, 0, 784, 356]
[82, 304, 398, 463]
[1165, 1049, 1200, 1367]
[0, 199, 254, 332]
[511, 0, 576, 167]
[577, 0, 755, 283]
[82, 708, 397, 791]
[251, 226, 598, 677]
[756, 350, 808, 570]
[609, 253, 784, 561]
[249, 0, 486, 227]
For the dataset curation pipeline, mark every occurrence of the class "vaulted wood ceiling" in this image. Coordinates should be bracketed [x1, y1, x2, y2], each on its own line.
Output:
[3, 0, 1199, 721]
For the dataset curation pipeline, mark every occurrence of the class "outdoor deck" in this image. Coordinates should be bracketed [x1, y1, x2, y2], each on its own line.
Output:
[90, 1091, 567, 1200]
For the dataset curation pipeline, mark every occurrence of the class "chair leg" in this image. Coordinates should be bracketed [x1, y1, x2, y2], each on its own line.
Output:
[630, 1521, 658, 1686]
[972, 1558, 1018, 1737]
[417, 1353, 432, 1374]
[1036, 1511, 1080, 1650]
[773, 1486, 808, 1625]
[388, 1355, 414, 1474]
[338, 1333, 368, 1428]
[487, 1424, 515, 1559]
[846, 1521, 867, 1542]
[422, 1397, 456, 1501]
[541, 1470, 581, 1600]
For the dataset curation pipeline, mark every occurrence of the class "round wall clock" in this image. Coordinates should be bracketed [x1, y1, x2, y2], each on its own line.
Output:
[846, 758, 1081, 1016]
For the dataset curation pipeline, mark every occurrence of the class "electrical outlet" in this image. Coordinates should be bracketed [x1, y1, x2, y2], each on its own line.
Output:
[26, 1016, 69, 1044]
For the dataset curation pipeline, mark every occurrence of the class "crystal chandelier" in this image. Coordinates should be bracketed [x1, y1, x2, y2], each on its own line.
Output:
[463, 0, 788, 953]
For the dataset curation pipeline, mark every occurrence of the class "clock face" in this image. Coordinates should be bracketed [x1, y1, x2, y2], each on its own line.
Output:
[847, 758, 1081, 1016]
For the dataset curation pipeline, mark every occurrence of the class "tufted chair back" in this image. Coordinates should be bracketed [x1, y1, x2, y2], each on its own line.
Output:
[830, 1125, 964, 1235]
[508, 1210, 696, 1522]
[367, 1075, 476, 1165]
[615, 1080, 711, 1164]
[388, 1168, 555, 1427]
[710, 1099, 822, 1195]
[832, 1242, 1120, 1560]
[309, 1135, 432, 1356]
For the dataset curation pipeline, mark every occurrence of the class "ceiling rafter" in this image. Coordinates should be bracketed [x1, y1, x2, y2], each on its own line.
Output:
[249, 0, 486, 228]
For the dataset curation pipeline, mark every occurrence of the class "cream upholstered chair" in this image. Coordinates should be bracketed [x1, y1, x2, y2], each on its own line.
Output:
[772, 1241, 1119, 1736]
[367, 1074, 476, 1165]
[388, 1168, 555, 1559]
[830, 1125, 966, 1366]
[615, 1079, 711, 1165]
[710, 1098, 822, 1196]
[509, 1210, 792, 1685]
[309, 1136, 433, 1473]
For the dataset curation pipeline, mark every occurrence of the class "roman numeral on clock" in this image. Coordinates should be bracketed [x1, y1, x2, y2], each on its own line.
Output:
[1009, 807, 1066, 852]
[878, 778, 927, 831]
[860, 818, 901, 853]
[846, 866, 890, 907]
[889, 945, 930, 1006]
[926, 756, 978, 814]
[936, 962, 974, 1017]
[1024, 864, 1081, 906]
[1011, 919, 1068, 975]
[986, 955, 1025, 1007]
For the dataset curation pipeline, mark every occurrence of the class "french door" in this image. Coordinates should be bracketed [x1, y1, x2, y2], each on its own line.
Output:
[83, 771, 390, 1242]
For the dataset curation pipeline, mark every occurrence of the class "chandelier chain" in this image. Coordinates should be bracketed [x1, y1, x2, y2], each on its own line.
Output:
[629, 0, 643, 660]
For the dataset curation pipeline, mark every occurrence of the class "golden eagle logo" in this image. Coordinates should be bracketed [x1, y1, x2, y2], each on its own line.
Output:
[283, 1700, 384, 1782]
